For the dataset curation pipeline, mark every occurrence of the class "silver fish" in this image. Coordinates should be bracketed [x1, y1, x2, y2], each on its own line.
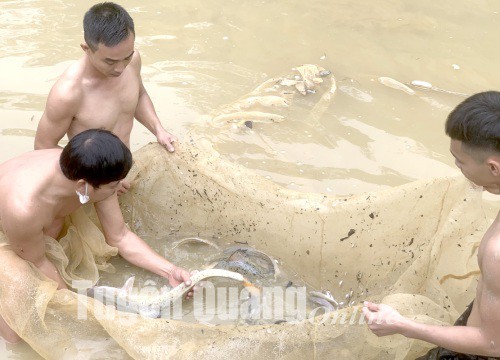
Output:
[88, 269, 258, 318]
[222, 246, 279, 277]
[309, 290, 339, 308]
[309, 296, 335, 312]
[215, 259, 262, 277]
[171, 236, 220, 250]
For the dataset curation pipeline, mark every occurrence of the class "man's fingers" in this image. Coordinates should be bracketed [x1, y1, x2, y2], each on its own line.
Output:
[165, 142, 175, 153]
[182, 271, 192, 286]
[363, 301, 379, 311]
[362, 307, 375, 321]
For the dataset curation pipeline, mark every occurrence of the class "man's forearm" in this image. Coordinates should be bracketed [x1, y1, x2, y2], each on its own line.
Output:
[134, 88, 164, 137]
[114, 231, 175, 279]
[401, 319, 499, 357]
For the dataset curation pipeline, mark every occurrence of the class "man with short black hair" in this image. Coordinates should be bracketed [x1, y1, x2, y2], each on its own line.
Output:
[0, 129, 192, 344]
[34, 2, 176, 195]
[363, 91, 500, 359]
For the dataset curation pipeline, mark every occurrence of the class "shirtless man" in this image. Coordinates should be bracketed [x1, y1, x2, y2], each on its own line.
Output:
[0, 129, 192, 344]
[363, 91, 500, 359]
[34, 2, 176, 194]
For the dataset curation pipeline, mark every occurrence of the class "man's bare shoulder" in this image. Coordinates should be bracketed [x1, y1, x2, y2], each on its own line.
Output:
[480, 226, 500, 290]
[129, 49, 142, 75]
[47, 59, 86, 105]
[0, 151, 59, 231]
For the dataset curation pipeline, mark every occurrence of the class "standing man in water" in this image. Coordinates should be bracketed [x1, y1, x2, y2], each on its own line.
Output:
[34, 2, 176, 194]
[363, 91, 500, 359]
[0, 130, 193, 344]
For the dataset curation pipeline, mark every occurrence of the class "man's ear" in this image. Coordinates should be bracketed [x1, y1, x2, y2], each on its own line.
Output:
[80, 43, 91, 54]
[75, 179, 87, 194]
[487, 157, 500, 176]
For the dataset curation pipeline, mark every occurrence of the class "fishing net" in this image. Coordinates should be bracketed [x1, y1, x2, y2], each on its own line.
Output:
[0, 137, 489, 359]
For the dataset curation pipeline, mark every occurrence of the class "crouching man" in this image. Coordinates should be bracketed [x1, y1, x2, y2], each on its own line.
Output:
[0, 129, 192, 343]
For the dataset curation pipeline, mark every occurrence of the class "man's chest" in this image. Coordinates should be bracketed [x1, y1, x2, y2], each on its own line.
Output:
[74, 76, 140, 129]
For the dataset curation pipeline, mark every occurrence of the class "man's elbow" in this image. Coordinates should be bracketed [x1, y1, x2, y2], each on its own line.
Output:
[34, 136, 60, 150]
[485, 343, 500, 358]
[34, 135, 47, 150]
[476, 334, 500, 357]
[34, 138, 43, 150]
[104, 232, 127, 250]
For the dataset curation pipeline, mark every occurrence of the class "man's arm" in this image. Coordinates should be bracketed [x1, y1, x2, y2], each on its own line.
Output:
[362, 302, 500, 357]
[34, 81, 78, 150]
[94, 194, 191, 288]
[132, 53, 177, 152]
[363, 238, 500, 357]
[2, 212, 67, 290]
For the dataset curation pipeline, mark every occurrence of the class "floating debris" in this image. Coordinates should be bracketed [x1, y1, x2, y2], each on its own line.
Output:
[319, 69, 331, 77]
[211, 111, 285, 127]
[409, 80, 469, 97]
[234, 95, 290, 109]
[205, 64, 334, 128]
[378, 76, 415, 95]
[410, 80, 432, 89]
[339, 85, 374, 103]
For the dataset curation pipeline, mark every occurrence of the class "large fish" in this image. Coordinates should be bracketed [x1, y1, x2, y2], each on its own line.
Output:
[88, 269, 259, 318]
[215, 246, 279, 279]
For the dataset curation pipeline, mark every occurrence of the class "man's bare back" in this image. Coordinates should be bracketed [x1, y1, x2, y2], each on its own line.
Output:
[0, 150, 79, 236]
[0, 149, 77, 290]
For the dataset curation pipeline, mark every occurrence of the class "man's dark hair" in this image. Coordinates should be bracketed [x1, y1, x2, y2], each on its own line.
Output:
[83, 2, 134, 51]
[445, 91, 500, 155]
[60, 129, 132, 188]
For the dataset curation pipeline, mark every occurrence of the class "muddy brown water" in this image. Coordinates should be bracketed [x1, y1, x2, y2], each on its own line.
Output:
[1, 0, 499, 358]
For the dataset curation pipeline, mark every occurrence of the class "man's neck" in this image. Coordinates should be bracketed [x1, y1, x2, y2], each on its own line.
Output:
[41, 157, 80, 202]
[82, 57, 110, 82]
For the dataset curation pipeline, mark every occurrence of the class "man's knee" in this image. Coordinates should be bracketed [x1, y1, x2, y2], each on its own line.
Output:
[0, 316, 21, 344]
[2, 332, 22, 344]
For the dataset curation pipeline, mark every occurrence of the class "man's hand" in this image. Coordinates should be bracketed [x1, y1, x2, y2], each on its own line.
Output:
[117, 179, 131, 196]
[156, 129, 178, 153]
[362, 301, 408, 336]
[167, 266, 194, 298]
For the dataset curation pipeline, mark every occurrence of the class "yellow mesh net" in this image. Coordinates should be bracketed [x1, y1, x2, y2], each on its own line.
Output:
[0, 138, 488, 359]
